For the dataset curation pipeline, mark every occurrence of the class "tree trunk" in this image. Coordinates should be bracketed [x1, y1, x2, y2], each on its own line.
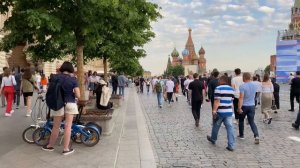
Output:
[103, 57, 108, 82]
[76, 43, 85, 100]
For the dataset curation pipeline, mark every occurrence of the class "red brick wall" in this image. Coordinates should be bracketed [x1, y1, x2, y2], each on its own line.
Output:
[270, 55, 276, 72]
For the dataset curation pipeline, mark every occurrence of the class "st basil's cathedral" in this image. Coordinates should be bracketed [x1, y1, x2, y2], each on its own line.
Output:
[167, 28, 207, 76]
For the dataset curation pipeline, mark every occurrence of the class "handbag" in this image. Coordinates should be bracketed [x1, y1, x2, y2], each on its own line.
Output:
[26, 79, 39, 90]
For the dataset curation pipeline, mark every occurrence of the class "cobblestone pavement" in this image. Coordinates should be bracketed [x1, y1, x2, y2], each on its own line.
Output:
[139, 85, 300, 168]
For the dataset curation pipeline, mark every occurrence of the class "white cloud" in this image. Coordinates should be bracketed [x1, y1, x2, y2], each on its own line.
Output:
[227, 4, 245, 10]
[258, 6, 275, 14]
[226, 20, 239, 26]
[141, 0, 292, 74]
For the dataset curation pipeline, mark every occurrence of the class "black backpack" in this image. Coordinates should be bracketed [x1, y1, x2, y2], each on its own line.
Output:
[46, 75, 65, 111]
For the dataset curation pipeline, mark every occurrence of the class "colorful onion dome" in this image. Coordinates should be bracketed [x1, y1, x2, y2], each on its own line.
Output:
[182, 49, 189, 57]
[171, 48, 179, 57]
[199, 46, 205, 55]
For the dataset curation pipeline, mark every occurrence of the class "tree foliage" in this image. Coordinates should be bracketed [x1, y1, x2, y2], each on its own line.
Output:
[0, 0, 161, 99]
[0, 0, 13, 14]
[108, 48, 145, 77]
[164, 65, 184, 77]
[264, 65, 271, 75]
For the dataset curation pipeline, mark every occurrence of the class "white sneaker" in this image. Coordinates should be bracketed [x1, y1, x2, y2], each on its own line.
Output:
[10, 110, 14, 114]
[26, 110, 32, 117]
[255, 137, 260, 144]
[5, 113, 11, 117]
[62, 149, 74, 156]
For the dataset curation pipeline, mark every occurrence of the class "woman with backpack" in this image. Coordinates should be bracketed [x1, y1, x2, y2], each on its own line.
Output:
[20, 68, 39, 117]
[42, 61, 80, 155]
[0, 67, 16, 116]
[155, 76, 164, 108]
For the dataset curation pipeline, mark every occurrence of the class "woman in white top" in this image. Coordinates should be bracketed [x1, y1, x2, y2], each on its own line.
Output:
[0, 68, 16, 116]
[261, 74, 274, 124]
[88, 71, 99, 96]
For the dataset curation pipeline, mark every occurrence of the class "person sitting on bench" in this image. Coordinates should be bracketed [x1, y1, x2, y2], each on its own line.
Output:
[95, 80, 113, 110]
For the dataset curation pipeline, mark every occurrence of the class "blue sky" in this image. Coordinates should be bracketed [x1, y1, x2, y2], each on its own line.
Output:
[141, 0, 294, 75]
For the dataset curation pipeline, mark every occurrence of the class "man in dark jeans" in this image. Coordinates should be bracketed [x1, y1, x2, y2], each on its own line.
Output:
[111, 74, 118, 95]
[291, 71, 300, 129]
[180, 76, 186, 96]
[189, 73, 205, 127]
[208, 71, 219, 109]
[139, 77, 145, 93]
[289, 89, 296, 112]
[232, 68, 244, 124]
[289, 72, 300, 112]
[238, 72, 260, 144]
[271, 78, 280, 113]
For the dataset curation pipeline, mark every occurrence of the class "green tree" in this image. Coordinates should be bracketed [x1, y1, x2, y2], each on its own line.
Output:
[1, 0, 161, 99]
[0, 0, 13, 14]
[264, 65, 271, 75]
[172, 65, 184, 77]
[164, 65, 184, 77]
[109, 56, 144, 77]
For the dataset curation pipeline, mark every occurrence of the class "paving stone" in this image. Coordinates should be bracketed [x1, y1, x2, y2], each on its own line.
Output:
[139, 84, 300, 167]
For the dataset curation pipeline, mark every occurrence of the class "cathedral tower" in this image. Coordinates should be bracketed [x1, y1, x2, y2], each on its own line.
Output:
[290, 0, 300, 29]
[171, 48, 180, 65]
[184, 28, 197, 64]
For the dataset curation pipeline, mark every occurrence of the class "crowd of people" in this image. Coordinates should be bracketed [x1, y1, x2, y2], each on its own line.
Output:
[0, 66, 44, 117]
[2, 62, 300, 154]
[140, 68, 300, 151]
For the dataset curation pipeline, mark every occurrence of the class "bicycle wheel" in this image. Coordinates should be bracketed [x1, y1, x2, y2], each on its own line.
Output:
[71, 133, 83, 144]
[32, 128, 51, 146]
[80, 127, 99, 147]
[22, 126, 38, 144]
[85, 122, 102, 136]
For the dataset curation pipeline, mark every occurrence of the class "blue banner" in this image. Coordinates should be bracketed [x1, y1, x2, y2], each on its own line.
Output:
[276, 40, 298, 83]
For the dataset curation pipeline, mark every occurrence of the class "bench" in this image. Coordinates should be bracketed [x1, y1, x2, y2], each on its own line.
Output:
[79, 100, 116, 135]
[110, 95, 122, 108]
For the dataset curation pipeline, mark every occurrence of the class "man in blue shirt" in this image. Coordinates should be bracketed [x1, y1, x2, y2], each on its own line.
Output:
[118, 72, 127, 98]
[207, 75, 235, 151]
[238, 72, 260, 144]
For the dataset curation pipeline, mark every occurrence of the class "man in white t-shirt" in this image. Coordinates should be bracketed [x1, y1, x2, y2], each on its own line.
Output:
[252, 76, 262, 107]
[231, 68, 244, 122]
[184, 75, 194, 103]
[165, 77, 175, 106]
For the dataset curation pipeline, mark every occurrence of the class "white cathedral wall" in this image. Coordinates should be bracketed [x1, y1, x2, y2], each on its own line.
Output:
[184, 65, 198, 76]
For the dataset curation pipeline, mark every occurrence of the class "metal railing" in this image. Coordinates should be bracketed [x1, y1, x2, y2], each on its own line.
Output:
[278, 29, 300, 40]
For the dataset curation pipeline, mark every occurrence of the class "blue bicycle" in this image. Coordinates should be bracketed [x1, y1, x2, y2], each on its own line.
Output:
[32, 106, 101, 147]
